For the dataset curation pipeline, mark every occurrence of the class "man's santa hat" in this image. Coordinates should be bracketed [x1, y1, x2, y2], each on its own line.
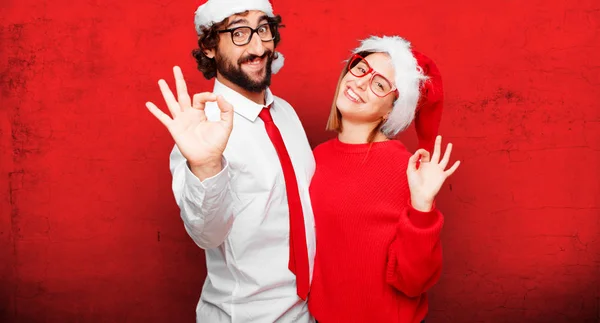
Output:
[194, 0, 285, 74]
[351, 36, 444, 152]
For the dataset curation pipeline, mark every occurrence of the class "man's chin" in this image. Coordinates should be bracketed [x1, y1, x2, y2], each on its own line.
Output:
[241, 66, 267, 80]
[245, 74, 269, 89]
[221, 62, 272, 92]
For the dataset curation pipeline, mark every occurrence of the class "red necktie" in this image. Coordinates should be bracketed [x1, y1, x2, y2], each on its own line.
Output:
[258, 105, 310, 300]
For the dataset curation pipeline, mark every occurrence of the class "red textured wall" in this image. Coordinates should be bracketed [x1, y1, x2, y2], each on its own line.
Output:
[2, 0, 599, 322]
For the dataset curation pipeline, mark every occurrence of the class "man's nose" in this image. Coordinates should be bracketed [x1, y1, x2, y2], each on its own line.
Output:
[246, 32, 266, 57]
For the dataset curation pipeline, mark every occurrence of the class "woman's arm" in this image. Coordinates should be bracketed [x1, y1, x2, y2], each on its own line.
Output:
[386, 205, 443, 297]
[386, 135, 460, 297]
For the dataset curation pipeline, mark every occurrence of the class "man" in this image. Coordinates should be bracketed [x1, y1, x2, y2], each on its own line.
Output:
[145, 0, 316, 322]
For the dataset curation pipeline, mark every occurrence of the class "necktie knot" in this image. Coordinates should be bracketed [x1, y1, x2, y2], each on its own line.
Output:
[258, 105, 273, 123]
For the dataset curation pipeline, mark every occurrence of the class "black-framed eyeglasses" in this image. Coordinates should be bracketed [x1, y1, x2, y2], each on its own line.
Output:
[218, 23, 278, 46]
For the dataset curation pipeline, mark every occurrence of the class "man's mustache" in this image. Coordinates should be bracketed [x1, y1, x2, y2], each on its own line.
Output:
[237, 51, 273, 65]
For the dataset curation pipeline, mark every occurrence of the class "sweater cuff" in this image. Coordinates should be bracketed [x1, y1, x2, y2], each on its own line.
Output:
[403, 200, 443, 230]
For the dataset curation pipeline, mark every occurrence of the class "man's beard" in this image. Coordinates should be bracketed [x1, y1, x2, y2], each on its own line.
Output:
[215, 50, 274, 93]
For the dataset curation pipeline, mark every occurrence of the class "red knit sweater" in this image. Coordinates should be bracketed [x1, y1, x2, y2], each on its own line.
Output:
[308, 138, 444, 323]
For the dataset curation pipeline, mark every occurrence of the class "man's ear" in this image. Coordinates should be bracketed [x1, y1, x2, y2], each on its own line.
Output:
[199, 38, 216, 58]
[204, 47, 216, 59]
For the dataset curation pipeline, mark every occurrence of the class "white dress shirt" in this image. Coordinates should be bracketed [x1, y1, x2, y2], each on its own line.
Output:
[169, 79, 316, 323]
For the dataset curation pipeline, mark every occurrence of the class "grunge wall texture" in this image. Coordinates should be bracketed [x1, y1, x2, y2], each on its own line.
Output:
[1, 0, 599, 322]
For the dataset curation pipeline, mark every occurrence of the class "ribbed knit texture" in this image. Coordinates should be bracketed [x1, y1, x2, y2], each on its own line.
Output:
[308, 138, 444, 323]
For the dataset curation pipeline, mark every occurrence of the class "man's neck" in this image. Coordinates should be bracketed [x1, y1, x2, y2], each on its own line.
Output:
[216, 74, 266, 105]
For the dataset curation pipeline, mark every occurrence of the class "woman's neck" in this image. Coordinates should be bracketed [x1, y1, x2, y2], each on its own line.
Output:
[338, 119, 388, 144]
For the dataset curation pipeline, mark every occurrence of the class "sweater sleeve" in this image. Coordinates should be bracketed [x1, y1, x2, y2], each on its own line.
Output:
[385, 205, 444, 298]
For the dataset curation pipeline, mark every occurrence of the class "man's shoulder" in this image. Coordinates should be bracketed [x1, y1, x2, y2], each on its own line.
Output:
[272, 95, 294, 110]
[272, 94, 304, 123]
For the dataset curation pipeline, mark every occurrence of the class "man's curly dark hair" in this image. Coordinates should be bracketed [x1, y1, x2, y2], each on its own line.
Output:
[191, 13, 283, 80]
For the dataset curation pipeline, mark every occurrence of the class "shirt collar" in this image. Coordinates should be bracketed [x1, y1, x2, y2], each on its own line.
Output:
[213, 79, 274, 122]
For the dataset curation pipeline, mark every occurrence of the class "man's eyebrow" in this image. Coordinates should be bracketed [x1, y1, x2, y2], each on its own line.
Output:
[227, 18, 249, 28]
[228, 15, 269, 28]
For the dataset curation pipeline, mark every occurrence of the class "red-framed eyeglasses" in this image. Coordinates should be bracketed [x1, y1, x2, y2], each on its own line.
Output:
[347, 54, 399, 98]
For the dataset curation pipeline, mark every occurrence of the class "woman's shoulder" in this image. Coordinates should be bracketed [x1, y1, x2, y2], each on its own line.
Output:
[313, 138, 337, 155]
[376, 141, 414, 172]
[383, 140, 412, 157]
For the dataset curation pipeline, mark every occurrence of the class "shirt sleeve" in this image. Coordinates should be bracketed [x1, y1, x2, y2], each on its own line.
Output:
[385, 205, 444, 297]
[169, 145, 235, 249]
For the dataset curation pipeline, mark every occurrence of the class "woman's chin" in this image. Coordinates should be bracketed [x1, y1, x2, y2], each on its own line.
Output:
[336, 96, 359, 112]
[337, 108, 365, 122]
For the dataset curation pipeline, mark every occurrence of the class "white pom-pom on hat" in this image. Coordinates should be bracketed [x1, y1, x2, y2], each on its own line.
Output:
[271, 52, 284, 74]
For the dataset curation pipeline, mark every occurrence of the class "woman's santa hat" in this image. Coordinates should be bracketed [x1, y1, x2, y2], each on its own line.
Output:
[194, 0, 285, 74]
[411, 49, 444, 154]
[351, 36, 444, 152]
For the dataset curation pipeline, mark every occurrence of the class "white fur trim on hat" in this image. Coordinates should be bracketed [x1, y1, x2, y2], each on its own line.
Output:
[194, 0, 274, 34]
[352, 36, 428, 137]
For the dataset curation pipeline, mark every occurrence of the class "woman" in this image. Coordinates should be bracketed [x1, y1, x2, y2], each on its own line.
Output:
[308, 35, 460, 322]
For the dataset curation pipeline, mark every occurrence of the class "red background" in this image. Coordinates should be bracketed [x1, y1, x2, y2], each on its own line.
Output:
[2, 0, 599, 322]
